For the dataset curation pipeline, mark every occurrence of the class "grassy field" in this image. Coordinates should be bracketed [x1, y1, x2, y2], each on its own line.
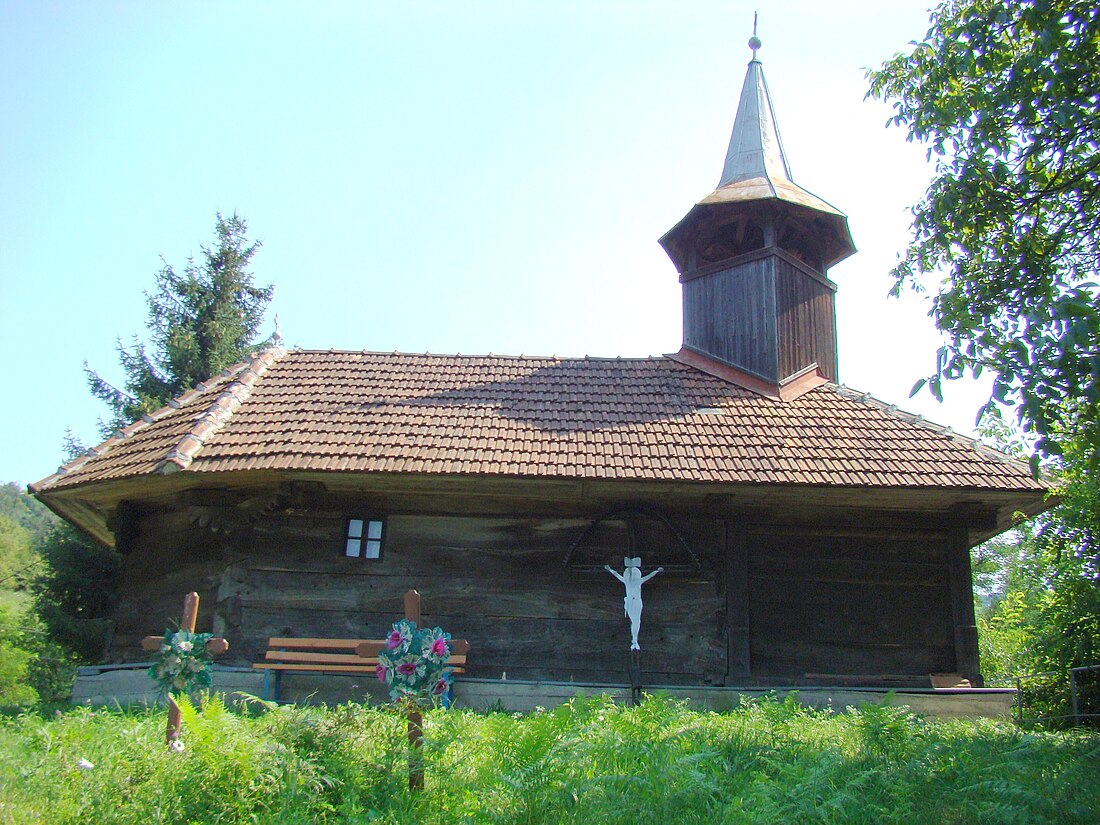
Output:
[1, 693, 1098, 824]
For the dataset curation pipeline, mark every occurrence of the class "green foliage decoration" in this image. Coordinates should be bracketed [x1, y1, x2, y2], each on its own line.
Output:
[867, 0, 1100, 469]
[85, 211, 274, 433]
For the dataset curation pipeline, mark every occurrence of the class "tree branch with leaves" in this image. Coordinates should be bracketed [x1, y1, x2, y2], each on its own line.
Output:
[867, 0, 1100, 470]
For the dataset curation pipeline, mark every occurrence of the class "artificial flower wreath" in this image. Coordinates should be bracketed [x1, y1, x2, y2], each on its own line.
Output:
[148, 628, 215, 696]
[375, 619, 453, 705]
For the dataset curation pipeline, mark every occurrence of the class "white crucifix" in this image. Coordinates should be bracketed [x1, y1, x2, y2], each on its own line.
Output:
[605, 556, 663, 650]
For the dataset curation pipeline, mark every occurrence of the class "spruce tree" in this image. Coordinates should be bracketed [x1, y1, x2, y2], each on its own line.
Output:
[85, 212, 273, 432]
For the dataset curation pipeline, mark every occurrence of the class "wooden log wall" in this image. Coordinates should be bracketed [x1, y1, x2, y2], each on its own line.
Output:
[226, 512, 727, 686]
[108, 510, 236, 661]
[106, 501, 979, 689]
[744, 525, 956, 685]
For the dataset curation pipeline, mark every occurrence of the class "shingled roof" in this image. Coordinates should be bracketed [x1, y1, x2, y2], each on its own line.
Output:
[34, 347, 1045, 496]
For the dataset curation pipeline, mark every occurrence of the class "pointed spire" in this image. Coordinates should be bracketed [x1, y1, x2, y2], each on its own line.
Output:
[659, 25, 856, 275]
[718, 32, 793, 188]
[680, 24, 856, 268]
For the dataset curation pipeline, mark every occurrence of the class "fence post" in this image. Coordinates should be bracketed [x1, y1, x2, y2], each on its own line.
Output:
[1070, 667, 1081, 727]
[1015, 676, 1024, 727]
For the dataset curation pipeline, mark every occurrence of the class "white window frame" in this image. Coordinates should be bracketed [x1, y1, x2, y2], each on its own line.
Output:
[344, 517, 385, 560]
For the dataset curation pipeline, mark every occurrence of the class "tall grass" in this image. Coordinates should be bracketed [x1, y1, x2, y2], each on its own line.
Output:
[1, 693, 1098, 824]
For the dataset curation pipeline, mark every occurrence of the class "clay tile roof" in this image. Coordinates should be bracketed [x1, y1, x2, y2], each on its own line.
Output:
[33, 348, 1045, 494]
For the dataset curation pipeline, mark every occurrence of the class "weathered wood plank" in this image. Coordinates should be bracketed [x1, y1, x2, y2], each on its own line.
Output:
[749, 578, 951, 614]
[252, 663, 380, 674]
[750, 556, 949, 588]
[683, 258, 778, 381]
[749, 529, 948, 564]
[253, 665, 466, 675]
[752, 640, 956, 676]
[775, 257, 836, 381]
[725, 520, 749, 680]
[946, 527, 982, 685]
[249, 513, 722, 576]
[746, 526, 956, 680]
[750, 597, 953, 648]
[232, 569, 720, 623]
[262, 650, 468, 667]
[240, 606, 725, 681]
[108, 502, 970, 687]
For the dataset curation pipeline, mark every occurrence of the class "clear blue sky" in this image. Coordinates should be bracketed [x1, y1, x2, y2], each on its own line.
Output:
[1, 1, 979, 487]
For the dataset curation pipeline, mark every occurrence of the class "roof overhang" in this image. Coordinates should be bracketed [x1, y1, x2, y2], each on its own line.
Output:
[659, 194, 856, 274]
[35, 466, 1054, 552]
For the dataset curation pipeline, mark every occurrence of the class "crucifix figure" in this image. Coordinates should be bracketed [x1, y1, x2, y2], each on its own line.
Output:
[141, 591, 229, 745]
[605, 556, 663, 650]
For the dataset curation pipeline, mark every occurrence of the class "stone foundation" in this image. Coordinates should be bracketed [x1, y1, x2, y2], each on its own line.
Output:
[72, 666, 1015, 720]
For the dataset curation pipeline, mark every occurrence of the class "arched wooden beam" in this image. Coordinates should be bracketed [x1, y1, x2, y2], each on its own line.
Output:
[562, 505, 703, 573]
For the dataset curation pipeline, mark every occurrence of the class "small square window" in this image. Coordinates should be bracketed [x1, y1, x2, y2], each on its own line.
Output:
[345, 517, 385, 560]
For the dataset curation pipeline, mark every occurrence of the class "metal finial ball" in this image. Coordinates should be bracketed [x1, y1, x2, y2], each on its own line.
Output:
[748, 36, 762, 52]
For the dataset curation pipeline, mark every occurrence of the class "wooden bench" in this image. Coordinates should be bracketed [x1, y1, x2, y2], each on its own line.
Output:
[252, 590, 469, 703]
[254, 636, 471, 702]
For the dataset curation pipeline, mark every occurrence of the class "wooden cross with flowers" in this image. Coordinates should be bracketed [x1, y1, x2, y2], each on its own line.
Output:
[141, 591, 229, 745]
[360, 590, 468, 790]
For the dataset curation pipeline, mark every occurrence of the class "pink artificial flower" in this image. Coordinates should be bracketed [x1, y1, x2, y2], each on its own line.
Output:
[430, 637, 449, 657]
[397, 661, 418, 676]
[386, 630, 403, 649]
[432, 678, 448, 695]
[376, 663, 389, 683]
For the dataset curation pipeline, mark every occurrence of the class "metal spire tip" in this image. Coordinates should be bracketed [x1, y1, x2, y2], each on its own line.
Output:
[748, 12, 761, 60]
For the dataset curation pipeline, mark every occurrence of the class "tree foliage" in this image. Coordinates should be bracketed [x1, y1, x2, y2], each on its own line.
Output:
[85, 212, 273, 432]
[0, 514, 36, 592]
[1030, 437, 1100, 670]
[0, 484, 74, 705]
[0, 603, 38, 706]
[867, 0, 1100, 467]
[972, 416, 1100, 723]
[0, 482, 58, 543]
[31, 523, 121, 663]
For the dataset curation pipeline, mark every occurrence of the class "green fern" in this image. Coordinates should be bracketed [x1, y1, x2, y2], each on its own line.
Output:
[2, 692, 1099, 823]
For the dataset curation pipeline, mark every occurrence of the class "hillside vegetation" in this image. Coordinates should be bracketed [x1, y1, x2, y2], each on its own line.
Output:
[1, 693, 1098, 824]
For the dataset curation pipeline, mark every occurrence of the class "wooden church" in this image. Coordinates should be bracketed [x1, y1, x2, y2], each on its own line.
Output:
[34, 41, 1049, 708]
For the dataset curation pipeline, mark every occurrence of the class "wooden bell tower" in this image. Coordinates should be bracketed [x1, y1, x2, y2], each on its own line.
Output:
[660, 35, 856, 398]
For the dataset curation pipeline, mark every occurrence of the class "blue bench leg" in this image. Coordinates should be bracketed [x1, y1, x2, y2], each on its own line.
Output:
[261, 670, 272, 701]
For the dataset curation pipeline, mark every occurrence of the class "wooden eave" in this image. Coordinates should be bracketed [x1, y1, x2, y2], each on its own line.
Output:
[659, 198, 856, 274]
[36, 466, 1051, 551]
